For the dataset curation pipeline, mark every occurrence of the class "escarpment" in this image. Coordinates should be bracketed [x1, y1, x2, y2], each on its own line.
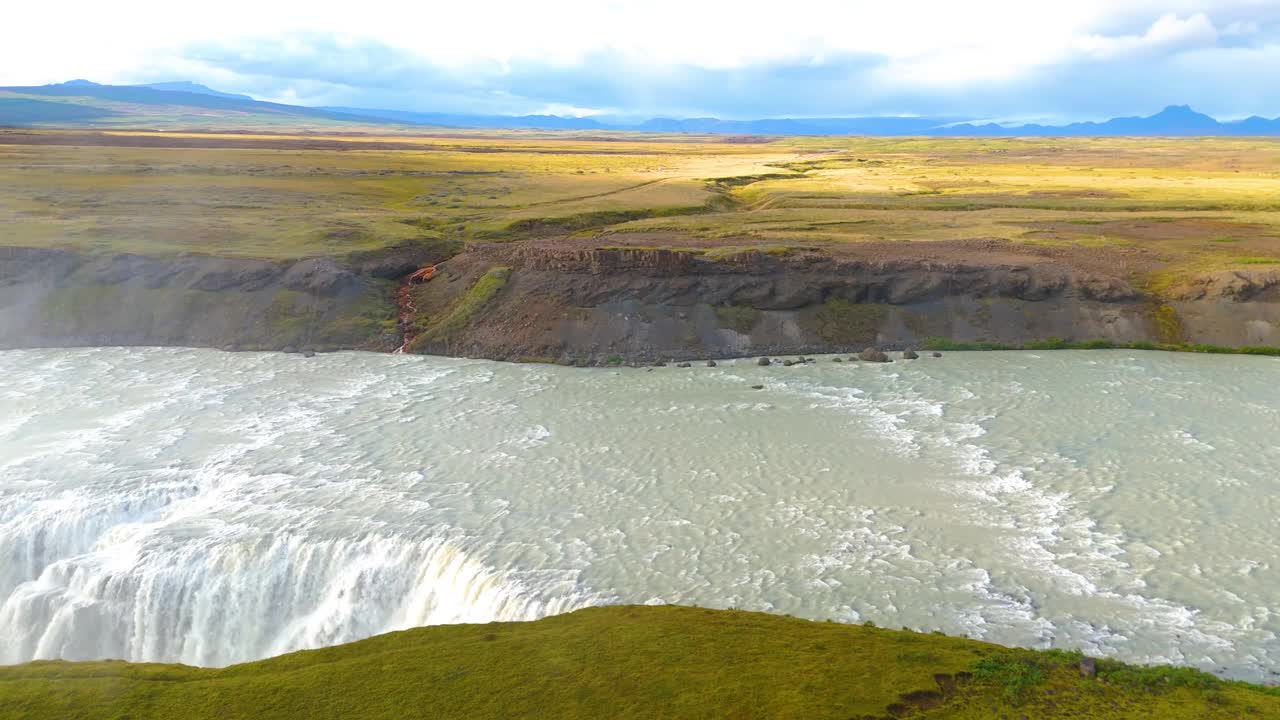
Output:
[394, 241, 1280, 362]
[2, 240, 1277, 360]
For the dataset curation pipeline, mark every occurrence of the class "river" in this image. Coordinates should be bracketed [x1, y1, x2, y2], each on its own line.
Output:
[1, 348, 1277, 681]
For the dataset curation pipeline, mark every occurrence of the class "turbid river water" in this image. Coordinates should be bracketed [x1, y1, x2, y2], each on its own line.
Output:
[1, 348, 1277, 681]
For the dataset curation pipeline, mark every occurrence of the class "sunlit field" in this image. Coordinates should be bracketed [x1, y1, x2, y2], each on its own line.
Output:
[2, 130, 1278, 296]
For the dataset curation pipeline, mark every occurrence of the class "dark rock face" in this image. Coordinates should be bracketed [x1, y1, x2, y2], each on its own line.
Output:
[281, 258, 362, 297]
[436, 242, 1278, 364]
[1079, 658, 1097, 677]
[0, 247, 82, 286]
[4, 239, 1278, 360]
[0, 248, 399, 353]
[859, 348, 891, 363]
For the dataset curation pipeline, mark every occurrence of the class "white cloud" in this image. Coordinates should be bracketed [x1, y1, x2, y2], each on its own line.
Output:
[1073, 12, 1219, 59]
[2, 0, 1278, 117]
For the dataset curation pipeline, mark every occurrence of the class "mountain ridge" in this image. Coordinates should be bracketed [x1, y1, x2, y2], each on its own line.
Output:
[2, 80, 1279, 135]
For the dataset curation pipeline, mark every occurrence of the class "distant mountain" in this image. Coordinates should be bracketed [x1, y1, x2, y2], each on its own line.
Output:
[321, 107, 608, 130]
[134, 81, 254, 101]
[3, 81, 1279, 136]
[933, 105, 1276, 136]
[320, 107, 965, 135]
[0, 80, 394, 127]
[328, 104, 1280, 136]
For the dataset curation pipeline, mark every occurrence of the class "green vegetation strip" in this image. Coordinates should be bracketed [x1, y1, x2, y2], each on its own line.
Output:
[1, 606, 1276, 719]
[923, 337, 1280, 357]
[408, 267, 511, 351]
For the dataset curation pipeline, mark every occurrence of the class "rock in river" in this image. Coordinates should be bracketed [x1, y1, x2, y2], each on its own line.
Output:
[859, 347, 891, 363]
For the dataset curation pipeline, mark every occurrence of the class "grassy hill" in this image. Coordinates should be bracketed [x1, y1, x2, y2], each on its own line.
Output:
[0, 82, 400, 131]
[0, 605, 1277, 719]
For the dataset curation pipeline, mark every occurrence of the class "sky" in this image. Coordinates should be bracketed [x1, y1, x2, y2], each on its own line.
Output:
[4, 0, 1280, 120]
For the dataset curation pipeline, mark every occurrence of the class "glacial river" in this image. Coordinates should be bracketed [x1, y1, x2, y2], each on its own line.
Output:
[1, 348, 1277, 681]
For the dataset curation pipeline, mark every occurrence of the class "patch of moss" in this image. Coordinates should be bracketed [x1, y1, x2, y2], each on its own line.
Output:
[1153, 303, 1186, 345]
[712, 305, 762, 334]
[312, 284, 399, 348]
[264, 289, 319, 341]
[409, 267, 511, 351]
[922, 336, 1280, 357]
[814, 298, 888, 344]
[702, 244, 796, 261]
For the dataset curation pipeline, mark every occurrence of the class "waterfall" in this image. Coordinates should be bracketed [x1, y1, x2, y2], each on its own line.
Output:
[0, 482, 586, 667]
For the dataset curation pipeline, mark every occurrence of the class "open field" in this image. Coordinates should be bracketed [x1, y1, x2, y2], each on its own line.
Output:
[3, 130, 1279, 297]
[1, 605, 1277, 719]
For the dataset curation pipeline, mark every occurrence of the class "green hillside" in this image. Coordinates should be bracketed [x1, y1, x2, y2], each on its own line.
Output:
[0, 82, 398, 130]
[1, 605, 1276, 719]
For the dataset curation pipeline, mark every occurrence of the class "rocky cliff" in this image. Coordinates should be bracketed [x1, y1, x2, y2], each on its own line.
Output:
[2, 240, 1277, 360]
[401, 242, 1280, 363]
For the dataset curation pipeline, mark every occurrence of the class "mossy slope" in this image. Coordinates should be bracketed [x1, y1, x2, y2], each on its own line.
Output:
[1, 605, 1276, 720]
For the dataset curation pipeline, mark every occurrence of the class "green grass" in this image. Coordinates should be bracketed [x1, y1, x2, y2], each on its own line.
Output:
[408, 267, 511, 350]
[813, 298, 888, 344]
[712, 305, 762, 334]
[0, 605, 1276, 720]
[971, 653, 1047, 703]
[4, 131, 1280, 301]
[922, 336, 1280, 356]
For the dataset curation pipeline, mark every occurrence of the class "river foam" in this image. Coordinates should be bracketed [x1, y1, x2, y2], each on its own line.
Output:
[1, 348, 1277, 680]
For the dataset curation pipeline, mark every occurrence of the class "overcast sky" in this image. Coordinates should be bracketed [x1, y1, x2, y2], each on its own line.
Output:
[4, 1, 1279, 120]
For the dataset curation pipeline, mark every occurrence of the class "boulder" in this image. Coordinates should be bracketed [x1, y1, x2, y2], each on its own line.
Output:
[903, 350, 919, 360]
[282, 346, 298, 354]
[757, 357, 771, 366]
[859, 347, 891, 363]
[706, 360, 717, 367]
[932, 351, 943, 358]
[832, 357, 843, 363]
[1079, 658, 1097, 677]
[750, 384, 764, 390]
[302, 350, 316, 358]
[676, 362, 692, 368]
[783, 360, 796, 367]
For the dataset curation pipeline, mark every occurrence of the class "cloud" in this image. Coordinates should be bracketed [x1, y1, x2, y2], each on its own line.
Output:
[1073, 12, 1219, 59]
[4, 1, 1280, 119]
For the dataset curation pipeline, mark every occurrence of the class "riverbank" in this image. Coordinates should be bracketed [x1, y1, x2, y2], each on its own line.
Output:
[3, 239, 1277, 362]
[1, 605, 1276, 719]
